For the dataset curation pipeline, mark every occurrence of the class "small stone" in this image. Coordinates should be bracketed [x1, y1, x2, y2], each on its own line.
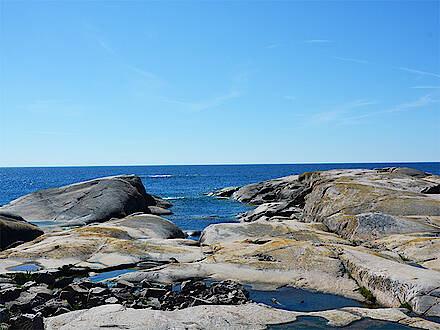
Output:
[104, 297, 118, 304]
[35, 272, 55, 286]
[0, 307, 10, 323]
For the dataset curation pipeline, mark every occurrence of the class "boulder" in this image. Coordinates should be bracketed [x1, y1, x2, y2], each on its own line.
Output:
[0, 213, 43, 250]
[0, 175, 171, 226]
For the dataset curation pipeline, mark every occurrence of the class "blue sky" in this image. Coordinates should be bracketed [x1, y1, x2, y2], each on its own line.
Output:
[0, 1, 439, 166]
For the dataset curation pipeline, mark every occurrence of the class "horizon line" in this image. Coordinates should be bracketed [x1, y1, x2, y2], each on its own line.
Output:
[0, 161, 439, 169]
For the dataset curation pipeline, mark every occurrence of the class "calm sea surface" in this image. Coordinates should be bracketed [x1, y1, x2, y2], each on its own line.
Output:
[1, 163, 439, 231]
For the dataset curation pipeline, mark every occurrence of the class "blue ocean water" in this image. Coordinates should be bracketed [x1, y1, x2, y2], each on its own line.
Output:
[0, 163, 439, 231]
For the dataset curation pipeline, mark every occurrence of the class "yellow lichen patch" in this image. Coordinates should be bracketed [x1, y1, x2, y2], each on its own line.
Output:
[74, 226, 132, 239]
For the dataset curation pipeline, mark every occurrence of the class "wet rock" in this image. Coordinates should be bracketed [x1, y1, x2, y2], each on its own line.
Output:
[147, 206, 173, 215]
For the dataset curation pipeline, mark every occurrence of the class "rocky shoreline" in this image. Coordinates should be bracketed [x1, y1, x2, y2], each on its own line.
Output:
[0, 168, 439, 329]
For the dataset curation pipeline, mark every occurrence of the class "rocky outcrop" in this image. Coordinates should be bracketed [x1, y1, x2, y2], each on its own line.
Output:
[0, 214, 202, 273]
[0, 212, 43, 250]
[44, 303, 440, 330]
[0, 175, 172, 226]
[205, 167, 440, 317]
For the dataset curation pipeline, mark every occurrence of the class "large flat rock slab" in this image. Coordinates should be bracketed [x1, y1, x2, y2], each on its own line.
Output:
[44, 303, 440, 330]
[0, 175, 171, 226]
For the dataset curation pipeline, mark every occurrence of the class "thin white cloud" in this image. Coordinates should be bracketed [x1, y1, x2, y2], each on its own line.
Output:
[398, 67, 440, 79]
[265, 44, 279, 49]
[410, 86, 440, 89]
[284, 96, 296, 101]
[164, 90, 241, 112]
[305, 39, 333, 43]
[338, 94, 440, 124]
[334, 56, 372, 64]
[303, 99, 377, 127]
[82, 21, 159, 82]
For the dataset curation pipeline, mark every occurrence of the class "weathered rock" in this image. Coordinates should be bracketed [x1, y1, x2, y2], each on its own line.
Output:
[338, 245, 440, 317]
[0, 213, 43, 250]
[6, 285, 53, 313]
[44, 303, 440, 330]
[0, 214, 201, 273]
[208, 186, 240, 198]
[237, 202, 302, 222]
[147, 206, 173, 215]
[231, 175, 309, 206]
[366, 233, 440, 272]
[0, 175, 171, 226]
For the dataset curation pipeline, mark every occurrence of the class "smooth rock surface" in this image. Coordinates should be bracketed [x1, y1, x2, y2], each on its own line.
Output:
[0, 214, 202, 273]
[0, 175, 170, 226]
[44, 303, 440, 330]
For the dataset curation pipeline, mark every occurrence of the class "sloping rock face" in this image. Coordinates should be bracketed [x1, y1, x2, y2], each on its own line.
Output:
[204, 167, 440, 317]
[44, 303, 440, 330]
[0, 213, 43, 250]
[0, 175, 172, 226]
[0, 214, 203, 273]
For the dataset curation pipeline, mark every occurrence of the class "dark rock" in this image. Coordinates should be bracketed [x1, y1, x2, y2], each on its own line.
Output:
[0, 213, 43, 250]
[0, 307, 10, 323]
[7, 285, 53, 313]
[53, 277, 74, 289]
[151, 195, 173, 209]
[141, 287, 168, 298]
[180, 280, 206, 295]
[147, 206, 173, 215]
[110, 287, 134, 301]
[0, 175, 161, 226]
[140, 297, 161, 309]
[186, 230, 202, 237]
[32, 298, 71, 317]
[421, 184, 440, 194]
[9, 313, 44, 330]
[0, 286, 22, 303]
[35, 272, 55, 286]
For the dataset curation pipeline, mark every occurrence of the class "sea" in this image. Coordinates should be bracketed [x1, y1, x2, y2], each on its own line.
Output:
[1, 162, 439, 231]
[2, 162, 440, 328]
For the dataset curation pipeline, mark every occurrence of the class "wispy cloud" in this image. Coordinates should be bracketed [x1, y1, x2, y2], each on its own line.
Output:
[82, 21, 159, 83]
[284, 96, 296, 101]
[334, 56, 372, 64]
[305, 39, 333, 44]
[336, 94, 440, 124]
[265, 44, 279, 49]
[410, 86, 440, 89]
[398, 67, 440, 79]
[163, 90, 241, 113]
[27, 130, 76, 136]
[302, 99, 377, 127]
